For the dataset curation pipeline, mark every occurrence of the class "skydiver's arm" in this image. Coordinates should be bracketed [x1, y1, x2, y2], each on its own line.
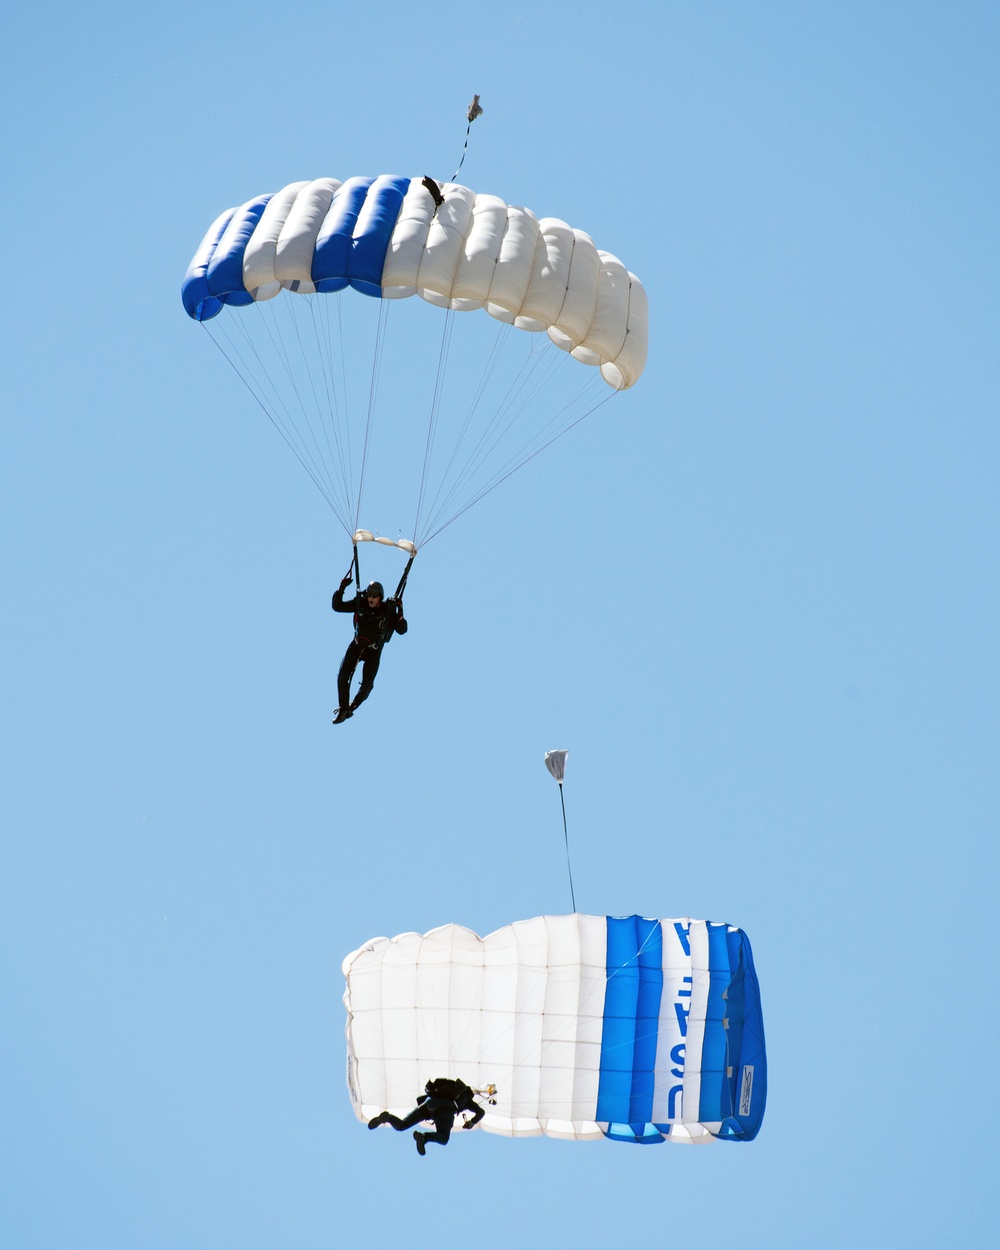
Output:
[460, 1097, 485, 1128]
[332, 574, 356, 612]
[387, 598, 408, 634]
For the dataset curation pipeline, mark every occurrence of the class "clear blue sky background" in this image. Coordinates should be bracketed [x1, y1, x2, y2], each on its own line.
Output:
[2, 3, 997, 1247]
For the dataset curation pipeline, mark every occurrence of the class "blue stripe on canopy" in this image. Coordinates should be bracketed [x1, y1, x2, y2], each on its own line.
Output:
[206, 194, 273, 308]
[312, 176, 375, 294]
[181, 208, 237, 321]
[698, 922, 732, 1123]
[347, 175, 410, 296]
[596, 916, 664, 1139]
[717, 927, 767, 1141]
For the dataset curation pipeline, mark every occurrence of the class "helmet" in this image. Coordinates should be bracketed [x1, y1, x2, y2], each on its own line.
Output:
[366, 581, 384, 599]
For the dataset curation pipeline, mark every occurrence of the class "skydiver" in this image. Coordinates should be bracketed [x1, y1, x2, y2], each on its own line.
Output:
[367, 1077, 486, 1155]
[331, 572, 407, 724]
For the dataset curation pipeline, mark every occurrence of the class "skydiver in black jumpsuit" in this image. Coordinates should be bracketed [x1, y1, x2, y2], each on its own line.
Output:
[332, 574, 407, 723]
[367, 1078, 486, 1155]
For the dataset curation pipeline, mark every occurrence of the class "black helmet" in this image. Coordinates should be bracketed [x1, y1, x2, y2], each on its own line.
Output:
[366, 581, 384, 599]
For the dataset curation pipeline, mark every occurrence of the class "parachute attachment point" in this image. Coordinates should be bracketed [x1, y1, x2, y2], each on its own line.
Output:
[352, 530, 417, 556]
[421, 175, 445, 208]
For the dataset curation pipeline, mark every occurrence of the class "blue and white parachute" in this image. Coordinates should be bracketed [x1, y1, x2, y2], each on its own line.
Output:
[342, 913, 765, 1145]
[181, 176, 648, 549]
[182, 175, 647, 387]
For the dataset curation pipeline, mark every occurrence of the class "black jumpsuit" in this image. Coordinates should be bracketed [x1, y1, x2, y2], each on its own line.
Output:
[370, 1080, 485, 1149]
[332, 586, 407, 711]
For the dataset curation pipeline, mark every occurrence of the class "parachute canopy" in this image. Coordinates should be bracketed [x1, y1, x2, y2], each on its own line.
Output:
[181, 176, 647, 550]
[182, 174, 647, 389]
[342, 913, 766, 1145]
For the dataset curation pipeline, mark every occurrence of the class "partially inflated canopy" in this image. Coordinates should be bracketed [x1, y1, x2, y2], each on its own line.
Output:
[342, 913, 765, 1145]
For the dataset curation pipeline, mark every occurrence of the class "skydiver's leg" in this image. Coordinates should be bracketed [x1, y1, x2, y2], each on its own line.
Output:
[350, 650, 382, 710]
[379, 1105, 431, 1131]
[369, 1097, 450, 1132]
[420, 1114, 454, 1147]
[337, 641, 362, 709]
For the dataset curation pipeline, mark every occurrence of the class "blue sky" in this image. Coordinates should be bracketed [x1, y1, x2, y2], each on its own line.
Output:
[2, 2, 997, 1246]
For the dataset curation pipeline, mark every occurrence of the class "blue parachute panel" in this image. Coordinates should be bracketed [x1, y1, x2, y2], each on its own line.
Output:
[718, 927, 767, 1141]
[594, 916, 766, 1144]
[181, 207, 237, 321]
[206, 194, 273, 308]
[698, 921, 733, 1125]
[596, 916, 663, 1128]
[312, 176, 376, 294]
[630, 916, 663, 1126]
[347, 175, 410, 296]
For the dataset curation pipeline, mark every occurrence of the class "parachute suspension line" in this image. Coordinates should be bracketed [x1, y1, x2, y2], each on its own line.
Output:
[247, 297, 345, 522]
[393, 551, 416, 603]
[475, 362, 607, 488]
[207, 312, 310, 476]
[353, 298, 391, 533]
[419, 377, 615, 548]
[311, 290, 359, 514]
[558, 782, 576, 913]
[412, 319, 513, 542]
[449, 94, 484, 183]
[411, 319, 584, 545]
[475, 352, 602, 479]
[200, 321, 351, 538]
[417, 326, 602, 544]
[335, 295, 357, 511]
[280, 296, 348, 513]
[411, 306, 457, 545]
[304, 293, 355, 524]
[352, 540, 361, 593]
[420, 335, 566, 536]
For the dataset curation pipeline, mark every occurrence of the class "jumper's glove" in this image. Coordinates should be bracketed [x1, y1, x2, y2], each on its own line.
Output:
[340, 573, 353, 590]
